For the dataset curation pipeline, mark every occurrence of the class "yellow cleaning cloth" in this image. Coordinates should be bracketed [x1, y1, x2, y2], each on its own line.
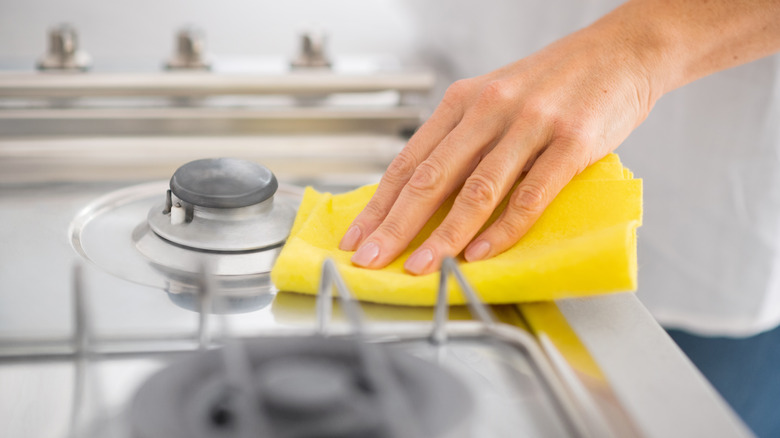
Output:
[271, 153, 642, 305]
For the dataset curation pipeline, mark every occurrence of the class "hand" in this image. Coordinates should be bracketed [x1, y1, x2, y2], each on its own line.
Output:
[339, 19, 661, 275]
[338, 0, 780, 275]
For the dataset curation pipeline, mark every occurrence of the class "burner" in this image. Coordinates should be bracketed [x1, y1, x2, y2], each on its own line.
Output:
[69, 159, 302, 302]
[130, 337, 473, 438]
[147, 158, 295, 252]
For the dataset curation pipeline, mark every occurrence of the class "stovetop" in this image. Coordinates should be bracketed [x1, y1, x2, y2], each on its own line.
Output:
[0, 176, 583, 438]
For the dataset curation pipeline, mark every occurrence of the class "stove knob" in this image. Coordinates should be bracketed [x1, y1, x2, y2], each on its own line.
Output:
[169, 158, 279, 209]
[165, 26, 211, 70]
[37, 23, 92, 71]
[290, 30, 332, 69]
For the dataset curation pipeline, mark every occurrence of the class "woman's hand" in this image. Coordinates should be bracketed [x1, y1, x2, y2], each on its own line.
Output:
[339, 0, 780, 275]
[339, 20, 661, 275]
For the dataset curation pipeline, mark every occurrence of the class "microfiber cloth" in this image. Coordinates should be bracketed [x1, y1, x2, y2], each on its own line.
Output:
[270, 153, 642, 305]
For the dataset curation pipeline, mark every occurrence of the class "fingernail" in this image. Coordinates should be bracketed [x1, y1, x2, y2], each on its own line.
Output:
[465, 240, 490, 262]
[352, 242, 380, 267]
[339, 225, 362, 250]
[405, 248, 434, 275]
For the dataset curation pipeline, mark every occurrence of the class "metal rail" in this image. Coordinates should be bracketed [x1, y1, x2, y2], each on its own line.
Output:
[0, 71, 435, 98]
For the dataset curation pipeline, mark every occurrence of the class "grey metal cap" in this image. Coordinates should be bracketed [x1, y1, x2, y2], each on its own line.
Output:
[170, 158, 278, 208]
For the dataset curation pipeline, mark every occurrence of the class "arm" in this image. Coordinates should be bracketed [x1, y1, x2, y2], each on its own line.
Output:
[339, 0, 780, 275]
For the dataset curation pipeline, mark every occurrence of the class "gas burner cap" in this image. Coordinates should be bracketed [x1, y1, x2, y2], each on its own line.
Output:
[170, 158, 277, 209]
[130, 337, 473, 438]
[260, 358, 355, 415]
[147, 158, 295, 252]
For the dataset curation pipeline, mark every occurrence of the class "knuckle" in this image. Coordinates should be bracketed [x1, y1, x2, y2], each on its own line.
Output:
[377, 220, 406, 243]
[558, 136, 590, 162]
[558, 123, 593, 148]
[492, 219, 524, 243]
[431, 225, 465, 249]
[552, 126, 596, 171]
[383, 150, 417, 185]
[443, 79, 473, 103]
[460, 175, 500, 207]
[477, 80, 515, 107]
[510, 183, 547, 216]
[361, 199, 386, 221]
[519, 97, 552, 122]
[407, 160, 442, 195]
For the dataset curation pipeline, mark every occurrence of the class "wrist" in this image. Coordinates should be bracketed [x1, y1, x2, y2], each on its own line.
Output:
[586, 3, 680, 108]
[592, 0, 780, 99]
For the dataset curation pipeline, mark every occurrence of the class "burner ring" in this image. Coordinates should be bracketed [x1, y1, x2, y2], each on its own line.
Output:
[130, 337, 474, 438]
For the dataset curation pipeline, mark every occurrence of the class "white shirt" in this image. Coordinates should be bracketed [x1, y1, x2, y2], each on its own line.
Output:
[404, 0, 780, 336]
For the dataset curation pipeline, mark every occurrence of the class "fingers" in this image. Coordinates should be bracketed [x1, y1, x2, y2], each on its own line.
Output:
[402, 123, 547, 275]
[464, 139, 589, 262]
[338, 84, 468, 251]
[350, 115, 504, 269]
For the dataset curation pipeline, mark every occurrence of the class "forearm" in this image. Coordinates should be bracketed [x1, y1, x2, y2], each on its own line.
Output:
[591, 0, 780, 98]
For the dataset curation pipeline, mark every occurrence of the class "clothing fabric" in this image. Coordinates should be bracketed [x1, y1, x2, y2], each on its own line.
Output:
[623, 59, 780, 337]
[669, 327, 780, 437]
[271, 154, 642, 305]
[403, 0, 780, 336]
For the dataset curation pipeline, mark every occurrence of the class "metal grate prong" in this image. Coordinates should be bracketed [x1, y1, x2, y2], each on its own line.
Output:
[315, 258, 426, 438]
[431, 257, 496, 345]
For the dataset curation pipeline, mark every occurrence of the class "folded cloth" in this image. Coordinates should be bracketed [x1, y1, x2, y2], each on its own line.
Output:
[270, 153, 642, 305]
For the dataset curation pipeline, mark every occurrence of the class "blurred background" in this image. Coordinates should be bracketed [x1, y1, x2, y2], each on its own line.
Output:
[0, 0, 416, 69]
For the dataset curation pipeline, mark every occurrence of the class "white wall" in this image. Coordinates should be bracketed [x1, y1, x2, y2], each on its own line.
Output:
[0, 0, 417, 69]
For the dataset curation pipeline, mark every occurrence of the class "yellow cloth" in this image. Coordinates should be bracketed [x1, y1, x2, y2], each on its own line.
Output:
[270, 153, 642, 305]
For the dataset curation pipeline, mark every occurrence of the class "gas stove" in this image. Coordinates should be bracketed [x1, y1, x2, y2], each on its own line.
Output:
[0, 25, 753, 438]
[53, 156, 601, 438]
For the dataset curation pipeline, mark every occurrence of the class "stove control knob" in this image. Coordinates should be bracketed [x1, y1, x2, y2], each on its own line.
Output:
[290, 30, 332, 69]
[165, 26, 211, 70]
[169, 158, 278, 209]
[37, 23, 92, 71]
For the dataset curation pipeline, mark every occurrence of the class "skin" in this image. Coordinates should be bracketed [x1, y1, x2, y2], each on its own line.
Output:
[340, 0, 780, 275]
